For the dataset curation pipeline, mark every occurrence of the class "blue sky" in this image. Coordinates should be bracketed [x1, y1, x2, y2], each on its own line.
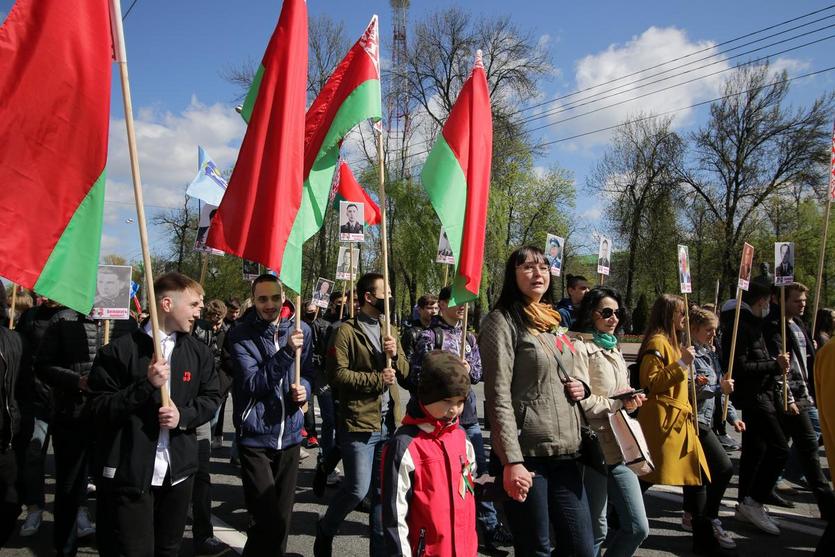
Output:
[1, 0, 833, 264]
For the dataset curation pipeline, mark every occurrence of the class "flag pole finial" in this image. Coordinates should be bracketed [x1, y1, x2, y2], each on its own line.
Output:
[475, 49, 484, 69]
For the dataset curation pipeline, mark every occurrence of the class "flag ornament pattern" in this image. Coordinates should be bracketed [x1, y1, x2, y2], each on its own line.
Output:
[0, 0, 112, 314]
[421, 50, 493, 305]
[331, 160, 382, 225]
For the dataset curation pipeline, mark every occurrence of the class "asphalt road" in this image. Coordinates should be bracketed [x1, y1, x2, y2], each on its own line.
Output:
[2, 378, 829, 556]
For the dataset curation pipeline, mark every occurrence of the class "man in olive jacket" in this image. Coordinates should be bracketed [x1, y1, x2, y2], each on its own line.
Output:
[314, 273, 409, 557]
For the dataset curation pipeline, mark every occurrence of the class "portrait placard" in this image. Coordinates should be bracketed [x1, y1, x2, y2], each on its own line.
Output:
[436, 227, 455, 265]
[677, 245, 692, 294]
[546, 234, 565, 277]
[90, 265, 132, 320]
[338, 201, 364, 242]
[336, 246, 360, 280]
[774, 242, 795, 286]
[313, 278, 335, 309]
[738, 242, 755, 291]
[597, 236, 612, 276]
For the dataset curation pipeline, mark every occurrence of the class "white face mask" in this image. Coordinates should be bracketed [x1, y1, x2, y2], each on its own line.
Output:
[759, 304, 770, 318]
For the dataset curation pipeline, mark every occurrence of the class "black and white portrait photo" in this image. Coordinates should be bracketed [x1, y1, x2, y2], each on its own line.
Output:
[774, 242, 795, 286]
[338, 201, 364, 242]
[91, 265, 132, 320]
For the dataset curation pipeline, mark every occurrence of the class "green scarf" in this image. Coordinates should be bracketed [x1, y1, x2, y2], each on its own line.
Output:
[593, 331, 618, 350]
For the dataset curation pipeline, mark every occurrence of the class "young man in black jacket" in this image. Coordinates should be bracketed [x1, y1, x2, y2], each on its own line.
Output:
[763, 282, 835, 520]
[721, 277, 790, 536]
[88, 272, 220, 556]
[0, 284, 32, 547]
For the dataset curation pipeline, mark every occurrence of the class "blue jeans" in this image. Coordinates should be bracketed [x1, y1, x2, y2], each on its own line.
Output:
[584, 464, 649, 557]
[320, 423, 389, 557]
[504, 457, 594, 557]
[461, 421, 499, 531]
[317, 391, 336, 461]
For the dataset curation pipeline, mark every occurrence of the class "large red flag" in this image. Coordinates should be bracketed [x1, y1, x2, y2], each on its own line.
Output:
[205, 0, 307, 273]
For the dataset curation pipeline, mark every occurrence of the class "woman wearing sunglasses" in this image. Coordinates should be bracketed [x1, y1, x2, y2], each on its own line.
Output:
[572, 287, 649, 556]
[482, 246, 594, 557]
[636, 295, 711, 552]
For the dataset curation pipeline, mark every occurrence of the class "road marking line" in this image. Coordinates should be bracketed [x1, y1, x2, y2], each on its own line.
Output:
[211, 514, 247, 554]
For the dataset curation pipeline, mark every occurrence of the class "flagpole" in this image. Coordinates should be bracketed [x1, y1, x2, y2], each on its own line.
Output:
[722, 288, 744, 422]
[109, 0, 167, 406]
[811, 197, 832, 342]
[7, 284, 17, 329]
[459, 303, 469, 360]
[713, 278, 720, 312]
[443, 264, 449, 287]
[375, 126, 392, 367]
[199, 253, 209, 286]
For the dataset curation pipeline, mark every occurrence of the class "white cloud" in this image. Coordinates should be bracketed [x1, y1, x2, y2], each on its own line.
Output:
[547, 27, 730, 150]
[102, 98, 246, 260]
[580, 205, 603, 222]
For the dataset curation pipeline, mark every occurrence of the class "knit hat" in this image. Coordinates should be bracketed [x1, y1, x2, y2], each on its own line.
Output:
[417, 350, 471, 405]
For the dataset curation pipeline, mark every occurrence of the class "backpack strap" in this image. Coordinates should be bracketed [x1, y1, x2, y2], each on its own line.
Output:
[431, 326, 445, 351]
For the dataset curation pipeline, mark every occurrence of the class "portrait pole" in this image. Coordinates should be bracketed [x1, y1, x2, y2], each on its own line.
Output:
[103, 319, 111, 345]
[722, 288, 744, 422]
[713, 279, 720, 312]
[349, 243, 356, 318]
[780, 286, 789, 411]
[339, 281, 347, 320]
[443, 264, 449, 287]
[109, 0, 167, 405]
[7, 284, 17, 329]
[811, 196, 832, 341]
[375, 126, 392, 367]
[683, 294, 698, 429]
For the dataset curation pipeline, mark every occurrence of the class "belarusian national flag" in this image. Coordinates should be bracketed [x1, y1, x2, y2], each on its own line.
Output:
[0, 0, 112, 314]
[206, 0, 308, 283]
[421, 51, 493, 305]
[332, 160, 381, 225]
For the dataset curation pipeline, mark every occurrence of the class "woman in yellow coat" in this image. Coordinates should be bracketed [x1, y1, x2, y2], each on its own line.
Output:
[637, 294, 709, 488]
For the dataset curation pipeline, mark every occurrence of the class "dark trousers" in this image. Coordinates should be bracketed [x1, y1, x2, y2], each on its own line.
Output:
[503, 457, 594, 557]
[779, 408, 835, 519]
[52, 422, 91, 557]
[304, 399, 317, 438]
[96, 474, 194, 557]
[0, 450, 19, 548]
[192, 423, 214, 544]
[212, 396, 227, 439]
[238, 443, 301, 557]
[738, 407, 789, 503]
[683, 423, 733, 519]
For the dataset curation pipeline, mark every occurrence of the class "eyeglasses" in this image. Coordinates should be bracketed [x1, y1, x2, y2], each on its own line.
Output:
[595, 307, 624, 320]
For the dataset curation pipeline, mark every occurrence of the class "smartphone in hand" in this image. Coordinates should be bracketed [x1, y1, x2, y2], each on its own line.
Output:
[609, 388, 645, 401]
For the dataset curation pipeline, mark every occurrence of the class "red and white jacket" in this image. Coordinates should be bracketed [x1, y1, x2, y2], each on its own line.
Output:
[381, 399, 478, 557]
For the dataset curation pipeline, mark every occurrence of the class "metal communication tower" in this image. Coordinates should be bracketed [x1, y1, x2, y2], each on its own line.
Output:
[388, 0, 411, 179]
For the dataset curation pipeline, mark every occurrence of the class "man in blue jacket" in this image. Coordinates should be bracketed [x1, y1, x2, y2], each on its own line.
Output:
[226, 274, 313, 556]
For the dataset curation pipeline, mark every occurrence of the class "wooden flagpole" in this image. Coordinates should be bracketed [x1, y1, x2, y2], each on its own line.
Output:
[339, 281, 347, 319]
[683, 294, 698, 429]
[349, 243, 356, 318]
[780, 286, 789, 411]
[722, 288, 744, 422]
[443, 264, 449, 287]
[8, 284, 17, 330]
[199, 252, 209, 286]
[375, 125, 392, 368]
[109, 0, 167, 406]
[103, 319, 112, 346]
[713, 279, 720, 312]
[811, 197, 833, 342]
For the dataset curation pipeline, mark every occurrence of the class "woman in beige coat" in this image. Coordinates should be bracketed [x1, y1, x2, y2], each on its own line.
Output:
[572, 287, 648, 556]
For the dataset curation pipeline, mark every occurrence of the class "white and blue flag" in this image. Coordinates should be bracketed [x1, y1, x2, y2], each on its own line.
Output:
[186, 146, 227, 206]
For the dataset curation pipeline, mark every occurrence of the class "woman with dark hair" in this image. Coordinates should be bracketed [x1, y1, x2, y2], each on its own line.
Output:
[814, 308, 835, 349]
[572, 287, 649, 556]
[637, 295, 711, 552]
[482, 246, 594, 557]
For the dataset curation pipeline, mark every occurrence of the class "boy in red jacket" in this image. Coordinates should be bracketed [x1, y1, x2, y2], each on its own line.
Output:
[381, 351, 477, 556]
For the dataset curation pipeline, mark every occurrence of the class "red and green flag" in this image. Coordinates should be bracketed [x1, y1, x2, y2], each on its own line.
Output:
[0, 0, 112, 314]
[206, 0, 308, 284]
[221, 14, 382, 293]
[421, 51, 493, 305]
[332, 160, 381, 225]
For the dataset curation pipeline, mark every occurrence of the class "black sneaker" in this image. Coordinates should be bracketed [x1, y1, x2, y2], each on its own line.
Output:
[313, 520, 333, 557]
[764, 489, 795, 509]
[485, 523, 514, 548]
[313, 460, 327, 498]
[195, 536, 229, 556]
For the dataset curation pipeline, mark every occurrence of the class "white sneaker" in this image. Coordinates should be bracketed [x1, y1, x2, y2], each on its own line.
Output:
[326, 468, 342, 486]
[735, 497, 780, 535]
[300, 448, 310, 460]
[76, 507, 96, 538]
[681, 511, 693, 532]
[711, 518, 736, 549]
[19, 508, 43, 537]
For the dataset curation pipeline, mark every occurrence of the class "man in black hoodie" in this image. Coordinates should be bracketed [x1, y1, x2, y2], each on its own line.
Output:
[721, 277, 790, 536]
[88, 272, 220, 556]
